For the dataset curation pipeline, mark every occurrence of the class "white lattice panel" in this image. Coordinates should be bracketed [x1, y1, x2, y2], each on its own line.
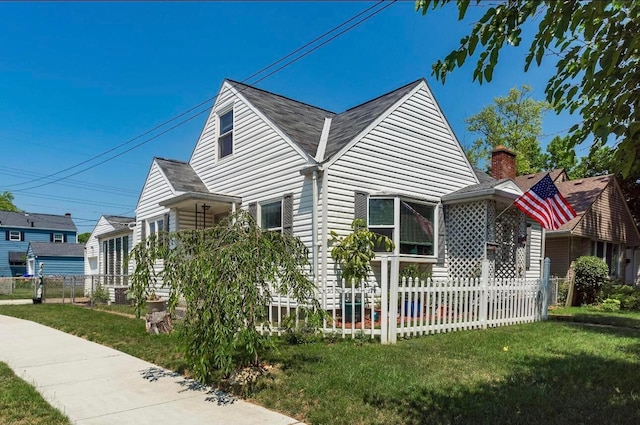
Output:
[446, 201, 486, 279]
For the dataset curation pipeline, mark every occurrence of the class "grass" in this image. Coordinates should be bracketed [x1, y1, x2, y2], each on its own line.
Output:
[1, 304, 640, 424]
[0, 362, 71, 425]
[549, 306, 640, 329]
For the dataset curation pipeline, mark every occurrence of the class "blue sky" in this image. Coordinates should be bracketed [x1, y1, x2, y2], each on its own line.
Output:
[0, 1, 579, 233]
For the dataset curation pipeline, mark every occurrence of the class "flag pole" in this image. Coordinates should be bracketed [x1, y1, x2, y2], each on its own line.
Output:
[494, 201, 515, 222]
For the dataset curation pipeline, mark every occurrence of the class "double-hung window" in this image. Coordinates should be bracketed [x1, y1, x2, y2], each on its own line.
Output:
[218, 108, 233, 159]
[148, 217, 164, 236]
[53, 233, 64, 243]
[8, 230, 22, 241]
[368, 197, 436, 257]
[260, 200, 282, 233]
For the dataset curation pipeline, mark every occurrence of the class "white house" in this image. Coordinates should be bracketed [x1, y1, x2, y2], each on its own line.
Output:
[84, 215, 135, 294]
[130, 78, 541, 298]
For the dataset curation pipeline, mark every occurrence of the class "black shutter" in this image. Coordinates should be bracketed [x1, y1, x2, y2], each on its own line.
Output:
[63, 234, 68, 243]
[354, 191, 368, 222]
[164, 213, 170, 232]
[5, 231, 9, 240]
[141, 220, 146, 240]
[248, 202, 257, 222]
[282, 193, 294, 235]
[50, 233, 53, 242]
[20, 232, 24, 242]
[437, 204, 446, 264]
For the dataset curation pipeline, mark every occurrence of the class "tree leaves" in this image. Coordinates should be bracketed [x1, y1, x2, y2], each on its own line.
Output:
[129, 211, 322, 380]
[415, 0, 640, 178]
[464, 85, 549, 175]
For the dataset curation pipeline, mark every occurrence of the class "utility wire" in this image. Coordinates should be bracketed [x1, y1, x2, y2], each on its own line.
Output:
[6, 1, 391, 190]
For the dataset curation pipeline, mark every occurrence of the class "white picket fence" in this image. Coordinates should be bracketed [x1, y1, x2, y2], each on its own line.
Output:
[264, 257, 550, 344]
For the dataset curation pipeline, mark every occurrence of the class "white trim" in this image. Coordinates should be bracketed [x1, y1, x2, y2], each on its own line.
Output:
[322, 82, 423, 168]
[8, 230, 21, 241]
[258, 198, 283, 233]
[221, 81, 317, 164]
[315, 117, 332, 162]
[216, 105, 235, 161]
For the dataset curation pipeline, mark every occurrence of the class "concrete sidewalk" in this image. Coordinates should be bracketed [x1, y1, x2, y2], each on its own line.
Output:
[0, 314, 303, 425]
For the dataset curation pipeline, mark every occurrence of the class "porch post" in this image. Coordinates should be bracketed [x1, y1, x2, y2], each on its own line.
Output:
[388, 256, 399, 344]
[480, 259, 489, 329]
[380, 256, 389, 344]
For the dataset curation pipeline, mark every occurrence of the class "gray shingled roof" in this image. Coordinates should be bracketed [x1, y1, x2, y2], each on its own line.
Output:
[443, 178, 512, 198]
[104, 215, 135, 227]
[324, 79, 423, 160]
[155, 158, 208, 193]
[0, 211, 77, 231]
[228, 78, 423, 162]
[228, 80, 334, 158]
[29, 242, 84, 258]
[474, 167, 495, 184]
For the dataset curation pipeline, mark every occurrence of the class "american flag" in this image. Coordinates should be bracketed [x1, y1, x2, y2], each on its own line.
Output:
[514, 174, 576, 230]
[401, 201, 434, 239]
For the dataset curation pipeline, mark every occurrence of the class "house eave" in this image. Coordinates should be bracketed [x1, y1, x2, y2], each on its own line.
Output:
[441, 188, 520, 205]
[159, 192, 242, 209]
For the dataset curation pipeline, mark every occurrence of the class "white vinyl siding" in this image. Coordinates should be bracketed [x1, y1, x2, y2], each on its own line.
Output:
[526, 222, 543, 279]
[323, 85, 477, 284]
[190, 82, 314, 255]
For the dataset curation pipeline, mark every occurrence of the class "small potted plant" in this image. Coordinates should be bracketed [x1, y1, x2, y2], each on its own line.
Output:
[330, 218, 393, 322]
[146, 291, 166, 314]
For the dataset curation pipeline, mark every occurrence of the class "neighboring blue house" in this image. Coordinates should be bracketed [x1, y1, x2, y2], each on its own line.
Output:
[27, 242, 84, 276]
[0, 211, 78, 277]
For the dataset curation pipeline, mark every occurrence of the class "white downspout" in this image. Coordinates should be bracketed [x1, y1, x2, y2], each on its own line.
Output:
[312, 170, 319, 284]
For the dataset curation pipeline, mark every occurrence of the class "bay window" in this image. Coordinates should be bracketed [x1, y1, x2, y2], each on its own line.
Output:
[368, 197, 436, 257]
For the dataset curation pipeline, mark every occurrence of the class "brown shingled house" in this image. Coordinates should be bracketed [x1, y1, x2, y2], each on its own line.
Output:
[514, 169, 640, 284]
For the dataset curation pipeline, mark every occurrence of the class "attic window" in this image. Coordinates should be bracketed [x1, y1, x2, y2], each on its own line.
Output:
[53, 233, 64, 243]
[218, 109, 233, 159]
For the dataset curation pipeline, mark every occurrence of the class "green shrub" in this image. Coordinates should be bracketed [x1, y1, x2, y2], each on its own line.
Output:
[573, 256, 609, 305]
[600, 298, 621, 312]
[607, 284, 640, 311]
[556, 279, 569, 305]
[91, 284, 110, 304]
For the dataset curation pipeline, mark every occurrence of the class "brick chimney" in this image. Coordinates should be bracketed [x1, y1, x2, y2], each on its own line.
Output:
[491, 146, 516, 180]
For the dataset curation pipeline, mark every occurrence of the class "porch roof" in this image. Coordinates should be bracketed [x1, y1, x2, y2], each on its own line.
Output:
[159, 192, 242, 210]
[441, 179, 522, 204]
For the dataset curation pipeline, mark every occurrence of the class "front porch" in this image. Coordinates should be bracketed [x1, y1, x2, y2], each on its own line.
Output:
[159, 191, 242, 231]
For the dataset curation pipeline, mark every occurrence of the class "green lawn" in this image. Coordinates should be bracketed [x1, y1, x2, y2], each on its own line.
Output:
[0, 362, 71, 425]
[1, 304, 639, 424]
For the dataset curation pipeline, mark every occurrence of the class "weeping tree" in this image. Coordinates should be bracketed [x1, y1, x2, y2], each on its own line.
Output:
[129, 210, 321, 381]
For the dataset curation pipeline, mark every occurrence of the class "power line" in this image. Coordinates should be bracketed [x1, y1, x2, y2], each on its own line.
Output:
[0, 167, 138, 197]
[5, 1, 393, 191]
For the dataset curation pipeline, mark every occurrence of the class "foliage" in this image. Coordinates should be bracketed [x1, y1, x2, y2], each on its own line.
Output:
[399, 263, 432, 282]
[573, 256, 609, 305]
[555, 278, 569, 306]
[544, 136, 578, 177]
[77, 232, 91, 244]
[0, 191, 19, 212]
[465, 85, 548, 174]
[330, 218, 394, 285]
[91, 284, 110, 304]
[416, 0, 640, 179]
[129, 211, 322, 380]
[604, 284, 640, 311]
[600, 298, 621, 312]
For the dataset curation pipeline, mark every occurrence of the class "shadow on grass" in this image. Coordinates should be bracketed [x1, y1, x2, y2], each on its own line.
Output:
[363, 349, 640, 425]
[550, 312, 640, 330]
